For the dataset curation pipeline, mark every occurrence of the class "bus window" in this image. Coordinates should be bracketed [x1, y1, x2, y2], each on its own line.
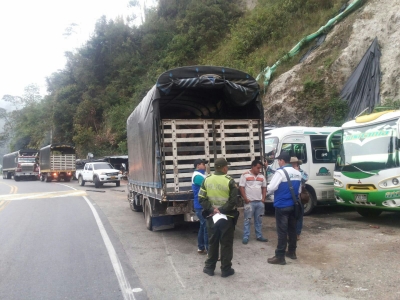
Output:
[281, 143, 307, 163]
[310, 135, 340, 163]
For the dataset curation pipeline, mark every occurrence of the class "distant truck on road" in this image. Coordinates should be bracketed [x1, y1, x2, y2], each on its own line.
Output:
[2, 149, 39, 181]
[75, 162, 121, 188]
[127, 66, 265, 231]
[39, 144, 76, 182]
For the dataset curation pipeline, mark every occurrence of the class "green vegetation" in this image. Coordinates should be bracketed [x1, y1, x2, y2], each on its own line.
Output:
[0, 0, 350, 157]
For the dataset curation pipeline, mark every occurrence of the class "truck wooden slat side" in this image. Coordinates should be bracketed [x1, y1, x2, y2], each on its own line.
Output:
[127, 66, 264, 231]
[39, 144, 76, 182]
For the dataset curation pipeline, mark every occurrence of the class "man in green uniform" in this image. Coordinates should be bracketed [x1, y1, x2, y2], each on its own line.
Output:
[199, 157, 238, 278]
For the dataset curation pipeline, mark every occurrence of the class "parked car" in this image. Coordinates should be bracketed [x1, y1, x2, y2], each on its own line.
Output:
[75, 162, 120, 188]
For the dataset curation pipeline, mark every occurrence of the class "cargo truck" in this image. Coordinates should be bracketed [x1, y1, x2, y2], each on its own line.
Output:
[127, 66, 264, 231]
[2, 149, 39, 181]
[39, 144, 76, 182]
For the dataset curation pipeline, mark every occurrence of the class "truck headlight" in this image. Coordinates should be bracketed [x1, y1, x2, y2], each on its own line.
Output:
[99, 172, 106, 175]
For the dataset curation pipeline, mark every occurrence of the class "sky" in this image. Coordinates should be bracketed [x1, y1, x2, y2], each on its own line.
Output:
[0, 0, 155, 110]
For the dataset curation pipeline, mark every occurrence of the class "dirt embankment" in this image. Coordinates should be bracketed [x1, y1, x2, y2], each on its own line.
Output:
[263, 0, 400, 126]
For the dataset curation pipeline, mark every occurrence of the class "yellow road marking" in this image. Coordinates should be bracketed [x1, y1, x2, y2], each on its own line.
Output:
[0, 190, 87, 201]
[0, 180, 18, 213]
[0, 180, 18, 194]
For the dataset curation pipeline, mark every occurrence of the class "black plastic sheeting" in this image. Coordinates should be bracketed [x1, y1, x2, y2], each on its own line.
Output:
[299, 34, 326, 63]
[340, 37, 381, 121]
[126, 66, 263, 188]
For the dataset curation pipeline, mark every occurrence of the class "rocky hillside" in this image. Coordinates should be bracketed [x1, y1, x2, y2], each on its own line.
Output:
[263, 0, 400, 126]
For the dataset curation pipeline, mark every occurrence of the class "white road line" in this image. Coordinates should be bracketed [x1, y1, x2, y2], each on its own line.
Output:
[58, 184, 136, 300]
[83, 196, 135, 300]
[162, 233, 186, 289]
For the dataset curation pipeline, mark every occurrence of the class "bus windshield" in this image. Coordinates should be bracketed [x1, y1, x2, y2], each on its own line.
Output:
[335, 119, 400, 172]
[265, 137, 278, 162]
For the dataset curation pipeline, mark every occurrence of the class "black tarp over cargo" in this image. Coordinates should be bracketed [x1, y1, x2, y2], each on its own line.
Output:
[127, 66, 263, 188]
[340, 37, 381, 121]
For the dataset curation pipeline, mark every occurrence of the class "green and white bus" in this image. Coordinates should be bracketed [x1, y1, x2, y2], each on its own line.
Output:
[327, 110, 400, 217]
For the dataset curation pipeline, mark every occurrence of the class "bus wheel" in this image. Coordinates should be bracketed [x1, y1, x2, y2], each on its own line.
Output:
[356, 208, 382, 218]
[303, 187, 316, 216]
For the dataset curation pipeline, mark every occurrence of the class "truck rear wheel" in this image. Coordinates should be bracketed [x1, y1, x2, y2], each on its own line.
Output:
[40, 175, 45, 182]
[45, 174, 52, 182]
[7, 172, 11, 179]
[144, 200, 153, 231]
[116, 181, 120, 187]
[64, 177, 71, 182]
[356, 207, 382, 218]
[78, 176, 85, 186]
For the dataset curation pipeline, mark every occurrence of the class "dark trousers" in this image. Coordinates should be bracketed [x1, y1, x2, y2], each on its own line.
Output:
[205, 218, 234, 271]
[275, 206, 297, 257]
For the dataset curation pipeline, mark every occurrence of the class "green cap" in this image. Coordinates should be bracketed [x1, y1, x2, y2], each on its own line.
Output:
[214, 158, 230, 167]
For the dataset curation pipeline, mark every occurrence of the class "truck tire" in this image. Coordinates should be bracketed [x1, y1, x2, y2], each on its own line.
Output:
[130, 194, 143, 212]
[40, 175, 45, 182]
[14, 175, 20, 181]
[94, 176, 101, 188]
[2, 172, 6, 179]
[78, 176, 85, 186]
[144, 199, 153, 231]
[116, 181, 120, 187]
[45, 174, 52, 182]
[303, 186, 316, 216]
[356, 207, 382, 218]
[64, 177, 71, 182]
[7, 172, 11, 179]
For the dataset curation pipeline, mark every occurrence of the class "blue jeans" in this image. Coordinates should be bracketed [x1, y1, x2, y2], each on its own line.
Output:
[243, 201, 265, 240]
[275, 206, 297, 257]
[296, 203, 304, 235]
[195, 208, 209, 251]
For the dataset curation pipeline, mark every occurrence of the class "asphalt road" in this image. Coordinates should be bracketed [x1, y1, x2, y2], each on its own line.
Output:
[2, 178, 400, 300]
[0, 178, 147, 300]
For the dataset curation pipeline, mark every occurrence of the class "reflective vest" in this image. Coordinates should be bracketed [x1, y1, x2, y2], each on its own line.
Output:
[200, 174, 231, 206]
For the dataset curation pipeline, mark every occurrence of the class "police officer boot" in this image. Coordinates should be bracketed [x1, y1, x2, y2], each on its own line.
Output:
[221, 268, 235, 278]
[203, 267, 214, 276]
[285, 251, 297, 259]
[267, 256, 286, 265]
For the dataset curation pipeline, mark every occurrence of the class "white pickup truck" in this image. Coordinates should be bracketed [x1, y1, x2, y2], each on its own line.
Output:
[76, 162, 121, 188]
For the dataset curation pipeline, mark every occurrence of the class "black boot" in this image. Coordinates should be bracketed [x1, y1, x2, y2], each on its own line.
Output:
[267, 256, 286, 265]
[221, 268, 235, 278]
[203, 267, 214, 276]
[285, 251, 297, 260]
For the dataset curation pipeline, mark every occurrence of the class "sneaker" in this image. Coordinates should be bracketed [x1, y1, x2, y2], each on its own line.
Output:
[203, 267, 214, 276]
[256, 237, 268, 242]
[221, 268, 235, 278]
[197, 249, 207, 255]
[242, 238, 248, 244]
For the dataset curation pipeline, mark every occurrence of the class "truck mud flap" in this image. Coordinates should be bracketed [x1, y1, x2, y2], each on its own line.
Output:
[152, 215, 175, 231]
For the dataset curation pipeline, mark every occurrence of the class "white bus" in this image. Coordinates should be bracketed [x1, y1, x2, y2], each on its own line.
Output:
[326, 110, 400, 217]
[265, 126, 340, 215]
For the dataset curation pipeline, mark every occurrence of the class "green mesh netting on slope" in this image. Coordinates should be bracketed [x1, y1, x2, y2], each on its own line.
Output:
[256, 0, 364, 88]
